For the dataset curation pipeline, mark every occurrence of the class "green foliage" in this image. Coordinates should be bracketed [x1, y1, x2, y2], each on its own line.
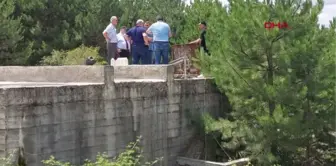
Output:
[0, 150, 17, 166]
[0, 0, 33, 65]
[1, 0, 335, 165]
[177, 0, 225, 44]
[198, 0, 336, 165]
[41, 45, 106, 65]
[42, 136, 162, 166]
[0, 0, 189, 65]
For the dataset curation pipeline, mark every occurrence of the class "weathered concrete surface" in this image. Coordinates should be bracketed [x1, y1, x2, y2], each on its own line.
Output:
[0, 66, 105, 83]
[0, 82, 103, 88]
[0, 65, 227, 166]
[114, 65, 169, 80]
[176, 157, 250, 166]
[0, 65, 170, 83]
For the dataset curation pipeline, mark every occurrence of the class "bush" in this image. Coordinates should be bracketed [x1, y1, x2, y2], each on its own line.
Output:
[0, 150, 17, 166]
[41, 45, 107, 65]
[42, 136, 162, 166]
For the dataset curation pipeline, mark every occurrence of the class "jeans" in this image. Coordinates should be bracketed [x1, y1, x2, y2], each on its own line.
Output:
[153, 42, 170, 64]
[131, 44, 151, 64]
[148, 50, 155, 64]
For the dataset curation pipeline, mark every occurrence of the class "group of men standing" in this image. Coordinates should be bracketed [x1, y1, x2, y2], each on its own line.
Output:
[102, 15, 209, 65]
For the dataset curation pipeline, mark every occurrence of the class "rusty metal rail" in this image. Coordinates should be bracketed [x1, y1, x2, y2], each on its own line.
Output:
[169, 56, 189, 79]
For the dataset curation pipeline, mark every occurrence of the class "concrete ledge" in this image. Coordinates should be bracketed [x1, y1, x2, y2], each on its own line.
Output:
[0, 66, 105, 83]
[176, 157, 250, 166]
[0, 82, 103, 89]
[0, 65, 174, 84]
[114, 65, 170, 80]
[0, 65, 203, 89]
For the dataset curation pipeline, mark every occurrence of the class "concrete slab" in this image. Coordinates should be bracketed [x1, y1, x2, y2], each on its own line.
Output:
[0, 66, 105, 83]
[0, 82, 103, 89]
[0, 79, 166, 89]
[114, 79, 166, 83]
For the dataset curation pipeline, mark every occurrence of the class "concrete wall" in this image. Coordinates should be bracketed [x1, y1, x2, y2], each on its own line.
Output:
[176, 157, 250, 166]
[0, 65, 227, 166]
[0, 66, 105, 83]
[113, 65, 169, 80]
[0, 65, 169, 83]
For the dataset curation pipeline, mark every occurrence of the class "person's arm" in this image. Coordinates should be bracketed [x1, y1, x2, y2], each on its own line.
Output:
[189, 31, 203, 44]
[125, 35, 131, 42]
[143, 33, 149, 45]
[142, 28, 149, 45]
[146, 25, 153, 34]
[125, 29, 132, 42]
[189, 38, 201, 44]
[116, 34, 122, 52]
[103, 30, 110, 41]
[168, 25, 172, 38]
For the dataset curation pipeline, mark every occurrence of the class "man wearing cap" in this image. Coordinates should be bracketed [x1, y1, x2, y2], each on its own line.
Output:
[146, 15, 172, 64]
[189, 21, 210, 55]
[126, 19, 151, 64]
[102, 16, 119, 65]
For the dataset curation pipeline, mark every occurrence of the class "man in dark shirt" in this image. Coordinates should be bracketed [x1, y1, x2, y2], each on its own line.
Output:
[126, 19, 151, 64]
[189, 21, 210, 55]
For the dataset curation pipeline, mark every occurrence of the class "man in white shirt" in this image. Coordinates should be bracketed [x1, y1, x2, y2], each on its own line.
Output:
[116, 26, 130, 60]
[102, 16, 118, 65]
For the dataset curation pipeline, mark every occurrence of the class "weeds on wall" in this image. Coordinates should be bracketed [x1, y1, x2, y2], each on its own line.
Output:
[0, 136, 162, 166]
[42, 136, 162, 166]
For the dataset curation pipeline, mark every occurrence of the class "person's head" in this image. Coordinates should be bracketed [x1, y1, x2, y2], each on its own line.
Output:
[199, 21, 207, 30]
[156, 15, 164, 22]
[144, 21, 151, 29]
[120, 26, 127, 34]
[110, 16, 118, 26]
[136, 19, 144, 26]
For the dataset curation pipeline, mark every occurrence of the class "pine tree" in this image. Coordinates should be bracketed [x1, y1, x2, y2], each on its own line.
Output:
[0, 0, 187, 65]
[0, 0, 32, 65]
[200, 0, 336, 165]
[176, 0, 225, 44]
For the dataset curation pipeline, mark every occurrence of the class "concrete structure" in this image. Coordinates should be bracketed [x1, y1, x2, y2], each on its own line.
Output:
[176, 157, 250, 166]
[0, 65, 227, 166]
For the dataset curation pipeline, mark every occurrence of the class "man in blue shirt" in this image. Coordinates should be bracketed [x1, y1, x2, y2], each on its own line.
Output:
[126, 19, 151, 64]
[146, 16, 172, 64]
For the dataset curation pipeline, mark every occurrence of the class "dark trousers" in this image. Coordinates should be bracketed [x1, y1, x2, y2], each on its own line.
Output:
[106, 43, 117, 65]
[119, 49, 130, 59]
[200, 47, 211, 56]
[132, 44, 151, 64]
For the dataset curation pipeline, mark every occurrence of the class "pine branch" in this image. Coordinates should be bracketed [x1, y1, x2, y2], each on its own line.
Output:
[238, 42, 266, 69]
[271, 30, 286, 44]
[210, 133, 233, 160]
[292, 0, 302, 17]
